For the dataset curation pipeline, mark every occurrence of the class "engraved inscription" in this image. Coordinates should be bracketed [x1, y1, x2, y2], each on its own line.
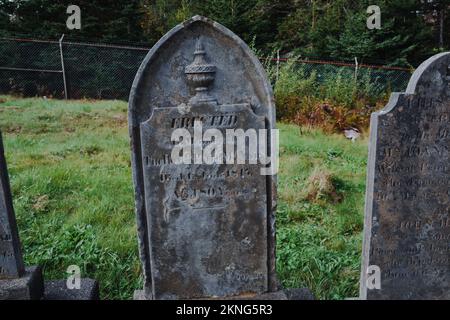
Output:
[139, 103, 269, 299]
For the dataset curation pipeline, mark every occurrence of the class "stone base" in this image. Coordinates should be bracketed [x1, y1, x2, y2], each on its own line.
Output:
[134, 288, 315, 300]
[134, 290, 146, 300]
[0, 266, 44, 300]
[284, 288, 316, 300]
[44, 278, 99, 300]
[0, 266, 99, 301]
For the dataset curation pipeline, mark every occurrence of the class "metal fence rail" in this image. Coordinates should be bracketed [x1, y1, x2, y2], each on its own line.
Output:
[0, 36, 413, 101]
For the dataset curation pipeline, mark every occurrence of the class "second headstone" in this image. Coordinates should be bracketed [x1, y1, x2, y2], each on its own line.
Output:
[360, 52, 450, 299]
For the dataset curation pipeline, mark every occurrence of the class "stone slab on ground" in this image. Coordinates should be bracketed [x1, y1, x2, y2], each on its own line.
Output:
[0, 266, 44, 300]
[44, 278, 99, 300]
[134, 288, 315, 300]
[129, 14, 279, 301]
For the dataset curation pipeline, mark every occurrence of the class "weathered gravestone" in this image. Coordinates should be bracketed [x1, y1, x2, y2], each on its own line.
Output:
[0, 131, 44, 300]
[0, 130, 99, 300]
[129, 16, 312, 300]
[360, 52, 450, 299]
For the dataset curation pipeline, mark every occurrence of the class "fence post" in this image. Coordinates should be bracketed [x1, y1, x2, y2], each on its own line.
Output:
[59, 34, 68, 100]
[276, 49, 280, 83]
[354, 57, 359, 82]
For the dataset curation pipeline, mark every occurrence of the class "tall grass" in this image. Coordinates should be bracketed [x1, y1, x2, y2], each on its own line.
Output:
[273, 58, 388, 132]
[0, 96, 368, 299]
[0, 96, 141, 299]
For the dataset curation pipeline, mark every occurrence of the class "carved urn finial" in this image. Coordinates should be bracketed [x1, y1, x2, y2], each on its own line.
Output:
[185, 39, 217, 104]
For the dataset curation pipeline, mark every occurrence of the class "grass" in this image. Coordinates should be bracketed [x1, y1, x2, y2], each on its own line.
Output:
[0, 95, 368, 300]
[276, 125, 368, 299]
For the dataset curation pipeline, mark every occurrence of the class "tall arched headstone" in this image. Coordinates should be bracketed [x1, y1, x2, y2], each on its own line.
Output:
[0, 131, 25, 279]
[129, 16, 277, 300]
[360, 52, 450, 299]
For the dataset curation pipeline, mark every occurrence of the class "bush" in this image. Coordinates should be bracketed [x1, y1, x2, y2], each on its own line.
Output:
[274, 58, 389, 132]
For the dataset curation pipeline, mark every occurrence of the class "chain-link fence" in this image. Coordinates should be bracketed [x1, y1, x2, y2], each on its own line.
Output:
[0, 37, 413, 101]
[266, 56, 413, 96]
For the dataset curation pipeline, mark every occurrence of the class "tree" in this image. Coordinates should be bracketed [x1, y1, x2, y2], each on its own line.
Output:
[421, 0, 450, 49]
[0, 0, 145, 43]
[0, 0, 448, 65]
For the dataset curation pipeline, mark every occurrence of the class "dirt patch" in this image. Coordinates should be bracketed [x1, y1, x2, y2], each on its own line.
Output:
[4, 125, 22, 134]
[0, 105, 22, 112]
[305, 168, 342, 203]
[32, 194, 50, 213]
[111, 114, 127, 126]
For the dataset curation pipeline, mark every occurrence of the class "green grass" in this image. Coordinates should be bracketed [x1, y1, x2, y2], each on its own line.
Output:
[276, 125, 368, 299]
[0, 95, 368, 299]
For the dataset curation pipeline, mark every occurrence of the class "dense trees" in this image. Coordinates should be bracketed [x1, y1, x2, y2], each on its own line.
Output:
[0, 0, 448, 66]
[0, 0, 145, 43]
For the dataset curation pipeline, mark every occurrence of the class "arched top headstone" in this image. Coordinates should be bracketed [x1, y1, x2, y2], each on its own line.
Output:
[128, 16, 277, 300]
[129, 15, 275, 128]
[360, 52, 450, 299]
[378, 52, 450, 116]
[406, 52, 450, 97]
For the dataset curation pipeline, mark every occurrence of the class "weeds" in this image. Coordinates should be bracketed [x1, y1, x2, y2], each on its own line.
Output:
[274, 58, 389, 132]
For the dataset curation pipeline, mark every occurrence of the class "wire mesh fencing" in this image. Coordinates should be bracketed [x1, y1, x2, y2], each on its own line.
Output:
[0, 37, 413, 101]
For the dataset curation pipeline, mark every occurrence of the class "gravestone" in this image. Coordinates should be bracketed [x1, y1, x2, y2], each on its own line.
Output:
[0, 131, 44, 300]
[0, 131, 25, 279]
[129, 15, 288, 300]
[360, 52, 450, 299]
[0, 130, 99, 300]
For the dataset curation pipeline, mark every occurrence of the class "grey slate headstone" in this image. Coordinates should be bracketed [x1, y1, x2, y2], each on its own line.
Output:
[129, 16, 277, 300]
[360, 52, 450, 299]
[0, 130, 25, 279]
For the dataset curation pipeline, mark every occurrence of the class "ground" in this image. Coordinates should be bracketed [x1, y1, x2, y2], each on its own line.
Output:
[0, 96, 368, 299]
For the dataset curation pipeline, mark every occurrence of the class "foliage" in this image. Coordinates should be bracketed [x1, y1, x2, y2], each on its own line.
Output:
[0, 0, 448, 66]
[0, 96, 368, 299]
[0, 0, 145, 43]
[274, 58, 391, 132]
[276, 123, 368, 299]
[0, 96, 141, 299]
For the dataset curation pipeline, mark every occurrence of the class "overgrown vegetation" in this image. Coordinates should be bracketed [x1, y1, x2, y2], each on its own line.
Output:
[270, 59, 389, 132]
[0, 96, 368, 299]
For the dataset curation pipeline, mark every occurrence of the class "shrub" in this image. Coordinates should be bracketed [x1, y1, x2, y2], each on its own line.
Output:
[273, 58, 388, 132]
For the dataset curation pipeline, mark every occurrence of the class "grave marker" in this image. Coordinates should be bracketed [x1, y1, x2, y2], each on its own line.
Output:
[129, 16, 279, 300]
[360, 52, 450, 299]
[0, 131, 25, 279]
